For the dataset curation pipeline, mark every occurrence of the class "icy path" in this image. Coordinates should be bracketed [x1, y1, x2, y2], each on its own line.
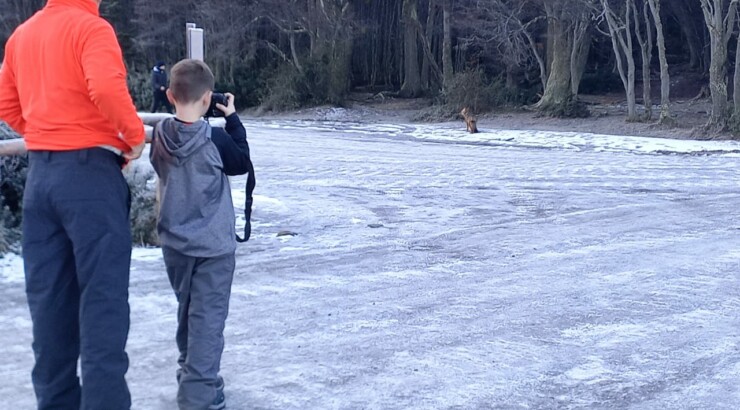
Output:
[3, 122, 740, 409]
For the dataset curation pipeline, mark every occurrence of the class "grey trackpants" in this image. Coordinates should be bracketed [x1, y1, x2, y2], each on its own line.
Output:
[162, 247, 235, 410]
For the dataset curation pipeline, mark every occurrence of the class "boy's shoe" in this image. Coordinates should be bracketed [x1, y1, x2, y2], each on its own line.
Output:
[209, 377, 225, 409]
[215, 376, 224, 394]
[209, 388, 226, 410]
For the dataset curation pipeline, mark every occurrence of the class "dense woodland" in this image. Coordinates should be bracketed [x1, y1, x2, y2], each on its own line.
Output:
[2, 1, 740, 129]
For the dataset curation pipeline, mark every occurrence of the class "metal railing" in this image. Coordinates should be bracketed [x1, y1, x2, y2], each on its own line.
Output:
[0, 113, 226, 156]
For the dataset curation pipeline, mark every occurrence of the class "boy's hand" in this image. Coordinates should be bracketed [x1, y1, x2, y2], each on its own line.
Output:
[216, 93, 236, 117]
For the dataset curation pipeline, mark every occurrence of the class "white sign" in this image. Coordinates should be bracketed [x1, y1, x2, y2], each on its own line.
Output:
[185, 23, 196, 58]
[187, 27, 205, 61]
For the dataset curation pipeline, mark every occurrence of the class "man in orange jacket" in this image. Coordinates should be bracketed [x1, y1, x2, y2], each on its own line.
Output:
[0, 0, 145, 408]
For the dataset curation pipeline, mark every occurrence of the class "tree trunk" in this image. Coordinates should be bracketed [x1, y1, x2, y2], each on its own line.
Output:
[701, 0, 737, 128]
[329, 1, 354, 104]
[412, 13, 444, 88]
[602, 0, 638, 121]
[734, 28, 740, 117]
[709, 42, 729, 124]
[636, 0, 653, 121]
[625, 10, 637, 122]
[523, 29, 548, 91]
[400, 0, 422, 97]
[307, 0, 319, 58]
[506, 63, 518, 90]
[537, 7, 573, 114]
[733, 19, 740, 119]
[442, 0, 453, 89]
[329, 35, 353, 104]
[668, 0, 704, 70]
[421, 0, 437, 89]
[290, 34, 304, 75]
[570, 20, 591, 97]
[648, 0, 672, 124]
[546, 17, 556, 72]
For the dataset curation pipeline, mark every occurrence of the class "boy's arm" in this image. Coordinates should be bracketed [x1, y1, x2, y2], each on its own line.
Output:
[211, 113, 250, 176]
[224, 113, 250, 157]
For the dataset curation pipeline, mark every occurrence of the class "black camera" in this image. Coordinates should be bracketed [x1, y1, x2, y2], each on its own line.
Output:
[206, 92, 228, 118]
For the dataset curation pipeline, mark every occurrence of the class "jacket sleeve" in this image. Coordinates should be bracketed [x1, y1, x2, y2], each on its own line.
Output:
[152, 70, 166, 90]
[211, 114, 251, 176]
[80, 20, 144, 149]
[0, 36, 26, 135]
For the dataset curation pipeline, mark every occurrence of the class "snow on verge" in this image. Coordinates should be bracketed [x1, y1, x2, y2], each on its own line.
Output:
[0, 253, 24, 284]
[252, 119, 740, 155]
[407, 126, 740, 155]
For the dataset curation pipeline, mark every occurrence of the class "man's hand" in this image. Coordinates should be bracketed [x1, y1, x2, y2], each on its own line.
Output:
[124, 141, 145, 161]
[216, 93, 236, 117]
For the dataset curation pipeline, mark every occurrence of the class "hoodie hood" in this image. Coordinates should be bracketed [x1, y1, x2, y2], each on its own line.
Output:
[154, 119, 211, 165]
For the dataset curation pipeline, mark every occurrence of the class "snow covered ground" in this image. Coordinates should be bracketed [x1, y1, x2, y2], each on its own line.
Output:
[3, 120, 740, 409]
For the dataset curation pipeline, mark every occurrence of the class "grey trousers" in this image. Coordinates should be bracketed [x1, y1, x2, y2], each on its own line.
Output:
[162, 247, 235, 410]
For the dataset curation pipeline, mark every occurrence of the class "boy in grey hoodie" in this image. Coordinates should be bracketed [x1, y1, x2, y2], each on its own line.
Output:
[149, 59, 251, 410]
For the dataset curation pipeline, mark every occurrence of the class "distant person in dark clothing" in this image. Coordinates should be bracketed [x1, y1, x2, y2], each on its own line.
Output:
[151, 61, 173, 113]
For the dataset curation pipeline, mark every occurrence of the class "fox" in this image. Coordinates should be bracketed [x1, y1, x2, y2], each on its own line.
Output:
[461, 107, 479, 134]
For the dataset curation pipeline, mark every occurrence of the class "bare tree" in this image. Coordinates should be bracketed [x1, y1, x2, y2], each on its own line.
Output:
[599, 0, 638, 121]
[456, 1, 544, 92]
[194, 0, 259, 83]
[633, 0, 653, 120]
[442, 0, 454, 88]
[255, 0, 355, 103]
[535, 0, 594, 115]
[734, 14, 740, 119]
[537, 1, 575, 112]
[668, 0, 707, 71]
[570, 10, 592, 96]
[700, 0, 738, 128]
[420, 0, 438, 89]
[646, 0, 672, 125]
[400, 0, 422, 97]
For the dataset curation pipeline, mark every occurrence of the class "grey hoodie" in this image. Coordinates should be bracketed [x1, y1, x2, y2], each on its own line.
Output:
[150, 118, 236, 257]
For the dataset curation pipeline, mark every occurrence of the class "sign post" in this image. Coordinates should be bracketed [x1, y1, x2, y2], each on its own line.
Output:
[186, 23, 205, 61]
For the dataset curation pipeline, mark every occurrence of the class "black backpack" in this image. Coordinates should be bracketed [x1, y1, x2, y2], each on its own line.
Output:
[236, 159, 256, 243]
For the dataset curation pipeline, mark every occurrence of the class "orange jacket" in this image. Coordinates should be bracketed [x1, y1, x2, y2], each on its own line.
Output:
[0, 0, 144, 153]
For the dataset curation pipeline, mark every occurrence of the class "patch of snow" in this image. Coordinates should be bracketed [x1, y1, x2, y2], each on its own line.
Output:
[407, 126, 740, 155]
[249, 119, 740, 155]
[0, 253, 24, 284]
[131, 247, 162, 262]
[565, 357, 613, 384]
